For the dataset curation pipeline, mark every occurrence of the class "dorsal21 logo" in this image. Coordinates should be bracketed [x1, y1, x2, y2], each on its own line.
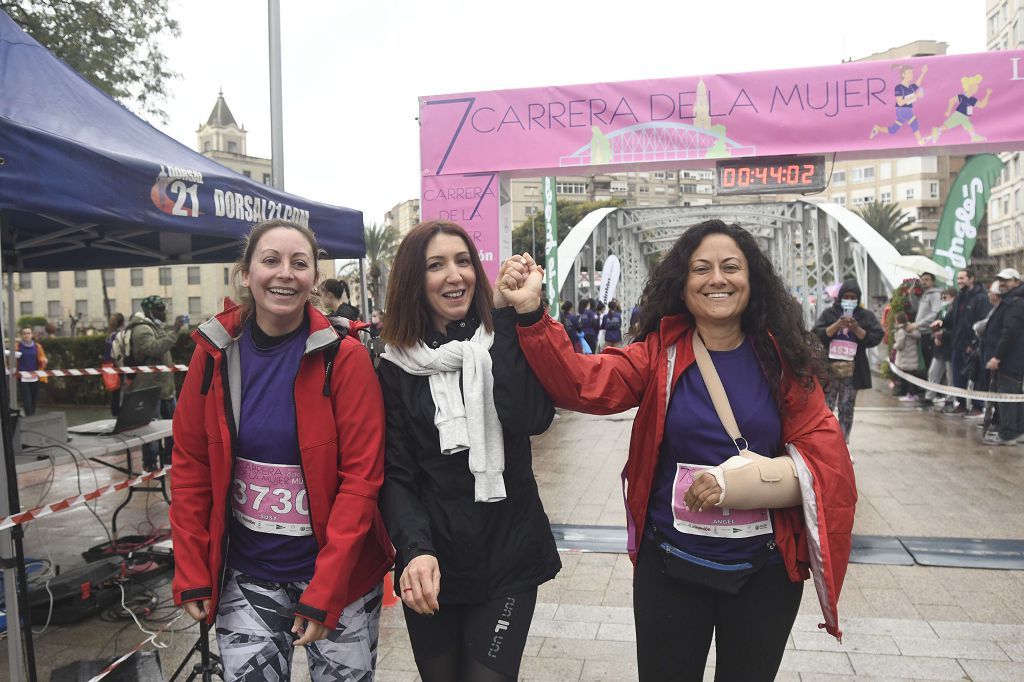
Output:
[151, 164, 204, 217]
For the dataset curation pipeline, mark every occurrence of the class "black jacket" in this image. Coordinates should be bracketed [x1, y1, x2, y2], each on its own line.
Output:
[932, 302, 954, 361]
[945, 282, 991, 353]
[334, 302, 361, 321]
[812, 280, 885, 390]
[993, 284, 1024, 375]
[378, 307, 561, 604]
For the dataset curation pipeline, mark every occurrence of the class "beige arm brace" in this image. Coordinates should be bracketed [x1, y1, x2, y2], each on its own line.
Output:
[702, 452, 801, 510]
[691, 333, 804, 511]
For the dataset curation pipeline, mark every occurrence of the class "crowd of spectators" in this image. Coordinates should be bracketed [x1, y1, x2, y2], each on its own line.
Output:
[889, 267, 1023, 446]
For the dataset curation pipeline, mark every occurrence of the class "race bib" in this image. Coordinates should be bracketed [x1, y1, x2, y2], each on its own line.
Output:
[671, 463, 773, 539]
[231, 457, 312, 537]
[828, 338, 857, 362]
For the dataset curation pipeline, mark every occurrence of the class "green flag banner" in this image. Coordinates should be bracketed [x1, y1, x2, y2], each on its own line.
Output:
[543, 177, 559, 313]
[932, 154, 1004, 282]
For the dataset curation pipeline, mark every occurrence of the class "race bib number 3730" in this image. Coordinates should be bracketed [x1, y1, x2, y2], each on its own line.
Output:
[231, 457, 313, 537]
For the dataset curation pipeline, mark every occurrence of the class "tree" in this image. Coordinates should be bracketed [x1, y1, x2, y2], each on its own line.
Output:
[0, 0, 180, 120]
[364, 222, 398, 309]
[856, 201, 922, 255]
[511, 198, 625, 256]
[16, 315, 47, 330]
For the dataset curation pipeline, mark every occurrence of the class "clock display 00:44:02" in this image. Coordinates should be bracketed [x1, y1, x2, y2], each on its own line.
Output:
[720, 163, 816, 188]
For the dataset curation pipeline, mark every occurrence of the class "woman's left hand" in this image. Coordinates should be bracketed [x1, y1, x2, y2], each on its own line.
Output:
[684, 472, 723, 512]
[292, 615, 331, 647]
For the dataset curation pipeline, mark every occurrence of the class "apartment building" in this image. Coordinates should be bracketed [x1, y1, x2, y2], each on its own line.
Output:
[509, 169, 715, 226]
[986, 0, 1024, 268]
[384, 199, 421, 237]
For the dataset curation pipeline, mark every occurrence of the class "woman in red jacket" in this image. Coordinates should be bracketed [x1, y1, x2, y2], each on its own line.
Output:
[498, 220, 856, 681]
[170, 219, 393, 681]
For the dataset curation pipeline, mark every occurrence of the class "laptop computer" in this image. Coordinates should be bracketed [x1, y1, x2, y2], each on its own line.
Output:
[68, 387, 162, 436]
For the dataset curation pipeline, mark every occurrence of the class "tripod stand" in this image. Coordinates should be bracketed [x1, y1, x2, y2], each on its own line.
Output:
[169, 621, 223, 682]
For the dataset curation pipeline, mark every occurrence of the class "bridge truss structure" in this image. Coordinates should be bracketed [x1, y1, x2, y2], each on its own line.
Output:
[562, 201, 913, 329]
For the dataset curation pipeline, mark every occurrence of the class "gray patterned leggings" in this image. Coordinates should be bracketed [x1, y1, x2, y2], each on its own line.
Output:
[216, 568, 383, 681]
[825, 376, 858, 444]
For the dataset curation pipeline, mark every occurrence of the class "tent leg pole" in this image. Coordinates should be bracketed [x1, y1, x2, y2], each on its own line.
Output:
[7, 272, 17, 412]
[268, 0, 285, 190]
[0, 214, 36, 682]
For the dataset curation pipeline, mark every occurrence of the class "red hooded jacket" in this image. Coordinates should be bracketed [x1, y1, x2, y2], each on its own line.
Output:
[169, 302, 394, 628]
[517, 312, 856, 640]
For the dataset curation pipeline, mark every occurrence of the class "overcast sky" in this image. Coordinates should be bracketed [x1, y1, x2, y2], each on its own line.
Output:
[155, 0, 987, 226]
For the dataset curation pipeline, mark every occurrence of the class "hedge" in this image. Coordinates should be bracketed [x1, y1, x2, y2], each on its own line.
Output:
[35, 332, 197, 404]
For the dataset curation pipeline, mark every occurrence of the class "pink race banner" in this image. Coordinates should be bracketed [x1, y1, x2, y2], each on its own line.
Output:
[420, 51, 1024, 177]
[420, 172, 503, 277]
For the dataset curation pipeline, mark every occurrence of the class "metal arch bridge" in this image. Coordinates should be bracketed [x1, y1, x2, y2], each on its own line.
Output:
[558, 122, 756, 167]
[558, 201, 923, 328]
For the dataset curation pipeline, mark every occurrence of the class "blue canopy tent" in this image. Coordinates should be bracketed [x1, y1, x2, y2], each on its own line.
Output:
[0, 10, 366, 680]
[0, 9, 365, 270]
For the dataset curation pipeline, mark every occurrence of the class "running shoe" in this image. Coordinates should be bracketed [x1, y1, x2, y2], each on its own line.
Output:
[983, 432, 1018, 446]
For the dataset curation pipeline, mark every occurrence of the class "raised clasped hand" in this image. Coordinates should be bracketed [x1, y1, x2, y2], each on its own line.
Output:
[496, 253, 544, 313]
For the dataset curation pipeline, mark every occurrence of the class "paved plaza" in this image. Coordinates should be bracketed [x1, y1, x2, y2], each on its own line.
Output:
[2, 384, 1023, 680]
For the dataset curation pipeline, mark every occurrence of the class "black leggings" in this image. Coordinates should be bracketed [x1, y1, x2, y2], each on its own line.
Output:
[633, 538, 803, 682]
[404, 588, 537, 682]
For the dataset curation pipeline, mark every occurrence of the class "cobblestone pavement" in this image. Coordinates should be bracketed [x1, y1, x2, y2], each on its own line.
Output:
[3, 384, 1023, 680]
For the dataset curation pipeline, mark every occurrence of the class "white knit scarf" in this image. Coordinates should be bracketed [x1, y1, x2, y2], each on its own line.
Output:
[382, 326, 506, 502]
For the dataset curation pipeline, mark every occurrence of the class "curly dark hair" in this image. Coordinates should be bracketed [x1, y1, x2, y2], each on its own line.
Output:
[636, 219, 828, 410]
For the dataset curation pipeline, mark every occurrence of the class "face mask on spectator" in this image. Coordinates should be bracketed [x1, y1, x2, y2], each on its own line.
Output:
[840, 299, 857, 314]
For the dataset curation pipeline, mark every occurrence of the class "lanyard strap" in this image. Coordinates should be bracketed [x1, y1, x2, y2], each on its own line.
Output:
[691, 333, 748, 454]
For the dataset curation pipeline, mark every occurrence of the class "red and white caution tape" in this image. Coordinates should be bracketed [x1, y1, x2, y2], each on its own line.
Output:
[11, 364, 189, 380]
[86, 608, 186, 682]
[86, 636, 156, 682]
[0, 466, 170, 531]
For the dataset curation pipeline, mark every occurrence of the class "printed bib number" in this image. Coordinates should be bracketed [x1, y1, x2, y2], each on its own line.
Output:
[828, 338, 857, 362]
[671, 463, 773, 539]
[231, 457, 312, 537]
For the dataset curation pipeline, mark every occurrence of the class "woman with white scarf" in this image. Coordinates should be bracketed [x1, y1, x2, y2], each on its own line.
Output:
[378, 221, 560, 682]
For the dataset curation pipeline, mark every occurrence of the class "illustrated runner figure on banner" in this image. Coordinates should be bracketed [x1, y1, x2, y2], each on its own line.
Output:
[870, 64, 929, 145]
[929, 74, 993, 144]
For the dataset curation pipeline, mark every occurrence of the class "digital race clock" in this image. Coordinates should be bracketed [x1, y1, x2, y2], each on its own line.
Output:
[715, 155, 827, 195]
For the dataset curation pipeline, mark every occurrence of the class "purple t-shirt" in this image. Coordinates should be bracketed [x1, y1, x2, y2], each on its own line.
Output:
[895, 83, 919, 110]
[226, 319, 319, 583]
[17, 342, 39, 372]
[647, 338, 782, 563]
[956, 94, 978, 116]
[602, 312, 623, 343]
